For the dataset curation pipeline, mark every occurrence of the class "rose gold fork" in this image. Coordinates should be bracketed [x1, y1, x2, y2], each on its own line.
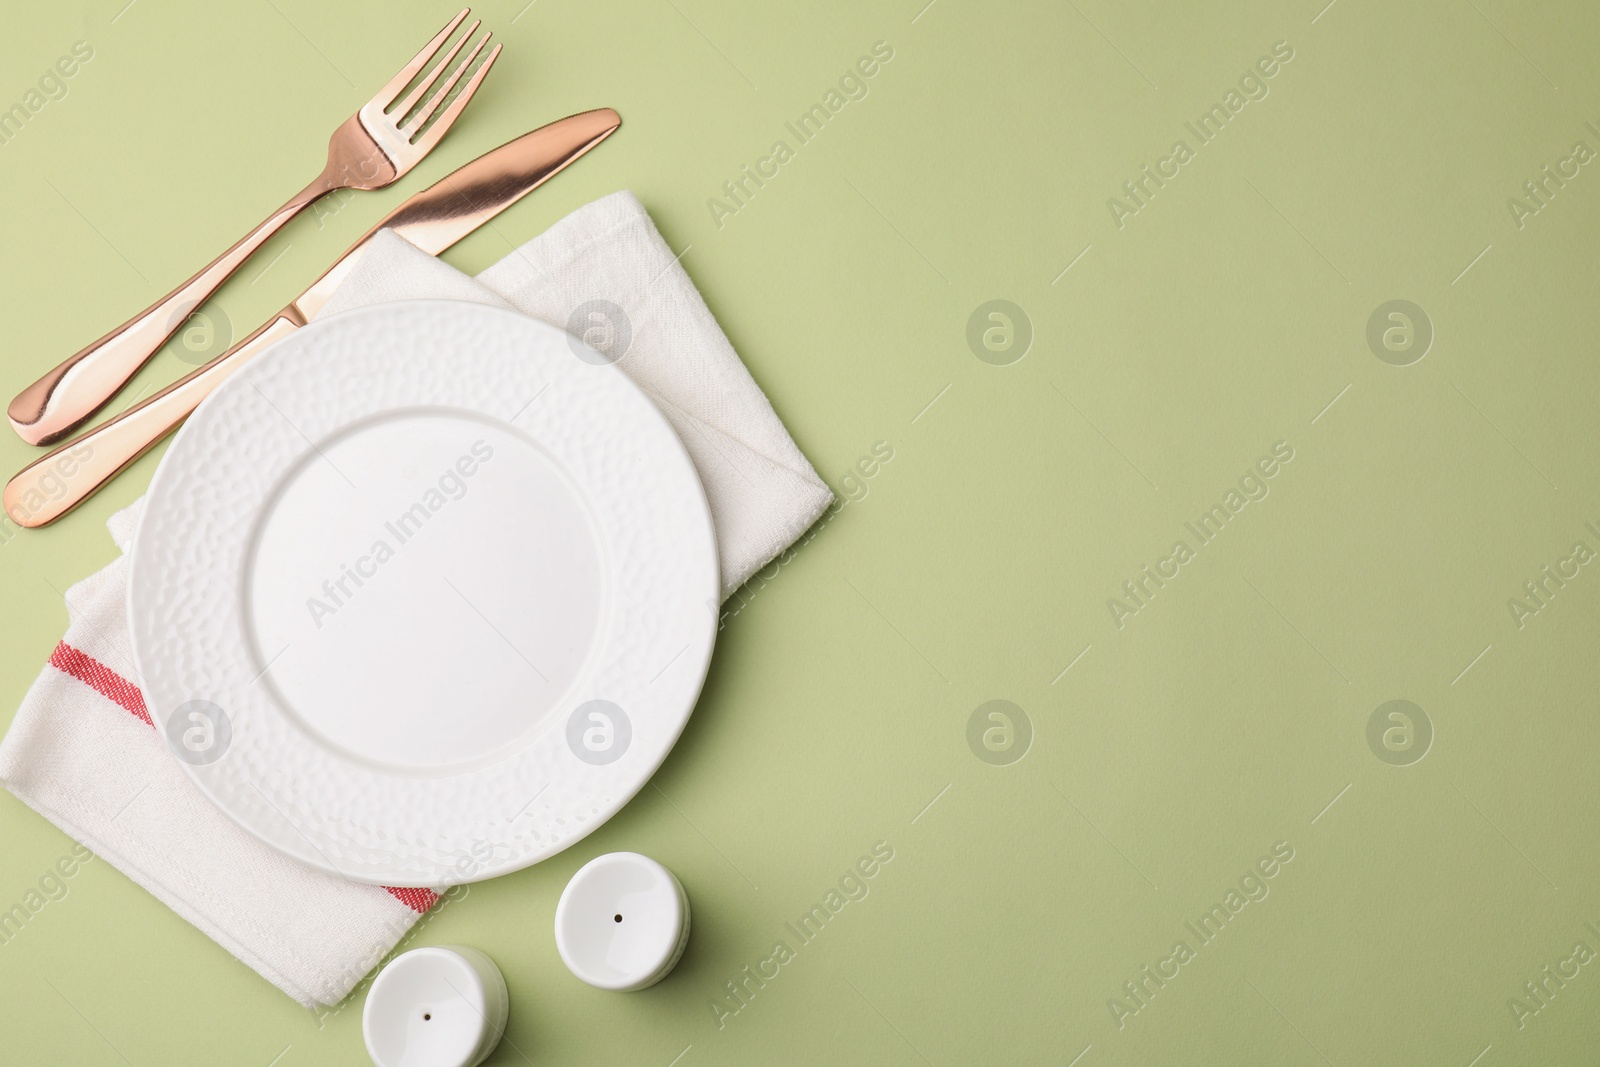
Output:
[8, 8, 502, 447]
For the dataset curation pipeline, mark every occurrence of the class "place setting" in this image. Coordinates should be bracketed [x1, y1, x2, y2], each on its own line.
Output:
[0, 8, 832, 1065]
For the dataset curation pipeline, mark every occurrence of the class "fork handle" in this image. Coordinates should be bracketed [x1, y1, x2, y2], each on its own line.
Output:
[7, 176, 333, 447]
[3, 313, 301, 528]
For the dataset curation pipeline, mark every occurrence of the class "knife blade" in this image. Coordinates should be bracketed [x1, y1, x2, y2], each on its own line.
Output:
[4, 108, 621, 528]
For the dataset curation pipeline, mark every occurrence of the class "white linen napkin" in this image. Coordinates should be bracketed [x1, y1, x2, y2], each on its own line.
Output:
[0, 190, 833, 1008]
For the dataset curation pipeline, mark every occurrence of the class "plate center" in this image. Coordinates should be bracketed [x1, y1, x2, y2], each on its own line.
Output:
[245, 410, 604, 771]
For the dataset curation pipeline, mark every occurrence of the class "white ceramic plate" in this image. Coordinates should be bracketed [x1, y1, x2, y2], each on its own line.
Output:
[128, 300, 718, 886]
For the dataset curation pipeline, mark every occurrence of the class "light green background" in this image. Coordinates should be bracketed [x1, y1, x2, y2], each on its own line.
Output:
[1, 0, 1597, 1063]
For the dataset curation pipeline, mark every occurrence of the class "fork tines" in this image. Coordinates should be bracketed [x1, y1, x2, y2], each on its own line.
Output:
[377, 9, 503, 148]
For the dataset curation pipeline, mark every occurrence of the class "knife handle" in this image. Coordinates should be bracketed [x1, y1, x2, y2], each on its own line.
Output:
[7, 179, 328, 447]
[3, 314, 301, 528]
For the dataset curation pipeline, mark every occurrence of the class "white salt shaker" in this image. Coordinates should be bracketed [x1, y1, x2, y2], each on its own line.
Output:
[363, 945, 509, 1067]
[554, 852, 690, 991]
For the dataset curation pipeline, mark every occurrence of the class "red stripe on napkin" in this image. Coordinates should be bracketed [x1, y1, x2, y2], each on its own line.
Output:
[47, 640, 439, 912]
[385, 887, 440, 912]
[49, 642, 152, 726]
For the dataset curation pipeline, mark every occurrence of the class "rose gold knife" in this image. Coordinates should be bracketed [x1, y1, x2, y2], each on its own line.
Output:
[3, 107, 621, 529]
